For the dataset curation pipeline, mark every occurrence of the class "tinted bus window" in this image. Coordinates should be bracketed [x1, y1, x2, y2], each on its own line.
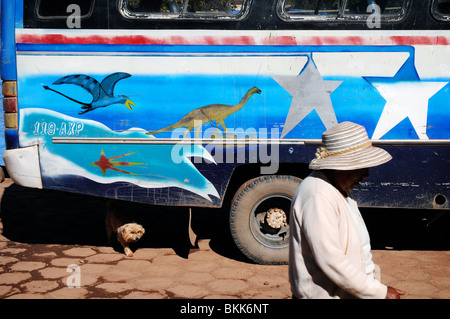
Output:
[432, 0, 450, 21]
[121, 0, 249, 19]
[279, 0, 407, 21]
[36, 0, 95, 19]
[436, 0, 450, 13]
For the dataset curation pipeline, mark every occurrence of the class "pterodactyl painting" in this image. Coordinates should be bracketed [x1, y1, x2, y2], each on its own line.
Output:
[44, 72, 135, 115]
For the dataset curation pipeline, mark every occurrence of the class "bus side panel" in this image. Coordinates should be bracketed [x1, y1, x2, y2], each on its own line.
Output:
[15, 30, 450, 208]
[353, 145, 450, 209]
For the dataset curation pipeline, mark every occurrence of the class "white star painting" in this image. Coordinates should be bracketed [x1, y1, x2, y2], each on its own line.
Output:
[370, 81, 448, 140]
[272, 61, 342, 138]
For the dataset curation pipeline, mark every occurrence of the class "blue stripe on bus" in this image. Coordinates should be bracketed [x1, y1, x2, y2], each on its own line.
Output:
[16, 43, 415, 55]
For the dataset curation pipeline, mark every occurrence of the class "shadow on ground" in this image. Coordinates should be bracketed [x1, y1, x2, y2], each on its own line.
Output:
[0, 182, 248, 261]
[360, 207, 450, 251]
[1, 182, 448, 263]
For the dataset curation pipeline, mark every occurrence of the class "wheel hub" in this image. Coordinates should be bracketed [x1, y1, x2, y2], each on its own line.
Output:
[258, 207, 288, 240]
[264, 208, 287, 230]
[249, 194, 292, 249]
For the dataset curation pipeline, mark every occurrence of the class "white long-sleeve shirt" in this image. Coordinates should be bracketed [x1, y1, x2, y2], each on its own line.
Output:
[289, 171, 387, 299]
[345, 196, 376, 277]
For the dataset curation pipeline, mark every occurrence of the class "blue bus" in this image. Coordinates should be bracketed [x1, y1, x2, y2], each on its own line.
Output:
[1, 0, 449, 264]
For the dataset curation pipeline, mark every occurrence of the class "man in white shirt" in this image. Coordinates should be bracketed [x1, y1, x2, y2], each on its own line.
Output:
[289, 122, 405, 299]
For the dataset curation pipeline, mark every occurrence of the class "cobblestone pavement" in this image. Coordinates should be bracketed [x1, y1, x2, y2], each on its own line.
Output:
[0, 178, 449, 299]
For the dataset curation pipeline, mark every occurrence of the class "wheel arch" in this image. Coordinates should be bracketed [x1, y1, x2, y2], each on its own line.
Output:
[221, 162, 310, 209]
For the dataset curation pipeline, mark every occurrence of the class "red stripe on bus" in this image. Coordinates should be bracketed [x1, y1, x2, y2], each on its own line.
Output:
[16, 34, 450, 46]
[389, 36, 449, 45]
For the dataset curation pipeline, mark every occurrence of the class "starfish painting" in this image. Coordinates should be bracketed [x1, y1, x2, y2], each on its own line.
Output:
[90, 149, 144, 176]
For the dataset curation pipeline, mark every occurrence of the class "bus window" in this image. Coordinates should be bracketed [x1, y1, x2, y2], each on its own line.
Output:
[36, 0, 95, 19]
[278, 0, 407, 21]
[125, 0, 182, 13]
[432, 0, 450, 21]
[120, 0, 248, 19]
[345, 0, 404, 15]
[280, 0, 339, 18]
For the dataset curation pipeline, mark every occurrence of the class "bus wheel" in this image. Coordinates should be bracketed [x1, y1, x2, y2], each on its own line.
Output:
[229, 175, 302, 265]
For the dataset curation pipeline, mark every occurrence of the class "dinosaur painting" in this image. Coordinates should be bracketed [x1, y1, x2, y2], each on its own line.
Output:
[146, 86, 262, 137]
[43, 72, 135, 115]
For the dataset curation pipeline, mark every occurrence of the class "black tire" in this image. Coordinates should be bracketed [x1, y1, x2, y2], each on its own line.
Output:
[229, 175, 302, 265]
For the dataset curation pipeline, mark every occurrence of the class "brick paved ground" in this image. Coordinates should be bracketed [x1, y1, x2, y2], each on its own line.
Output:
[0, 178, 449, 300]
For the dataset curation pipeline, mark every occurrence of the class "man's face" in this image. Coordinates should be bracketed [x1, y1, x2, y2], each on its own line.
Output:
[334, 168, 370, 192]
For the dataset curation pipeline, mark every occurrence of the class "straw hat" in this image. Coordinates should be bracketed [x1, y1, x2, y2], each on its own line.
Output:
[309, 122, 392, 170]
